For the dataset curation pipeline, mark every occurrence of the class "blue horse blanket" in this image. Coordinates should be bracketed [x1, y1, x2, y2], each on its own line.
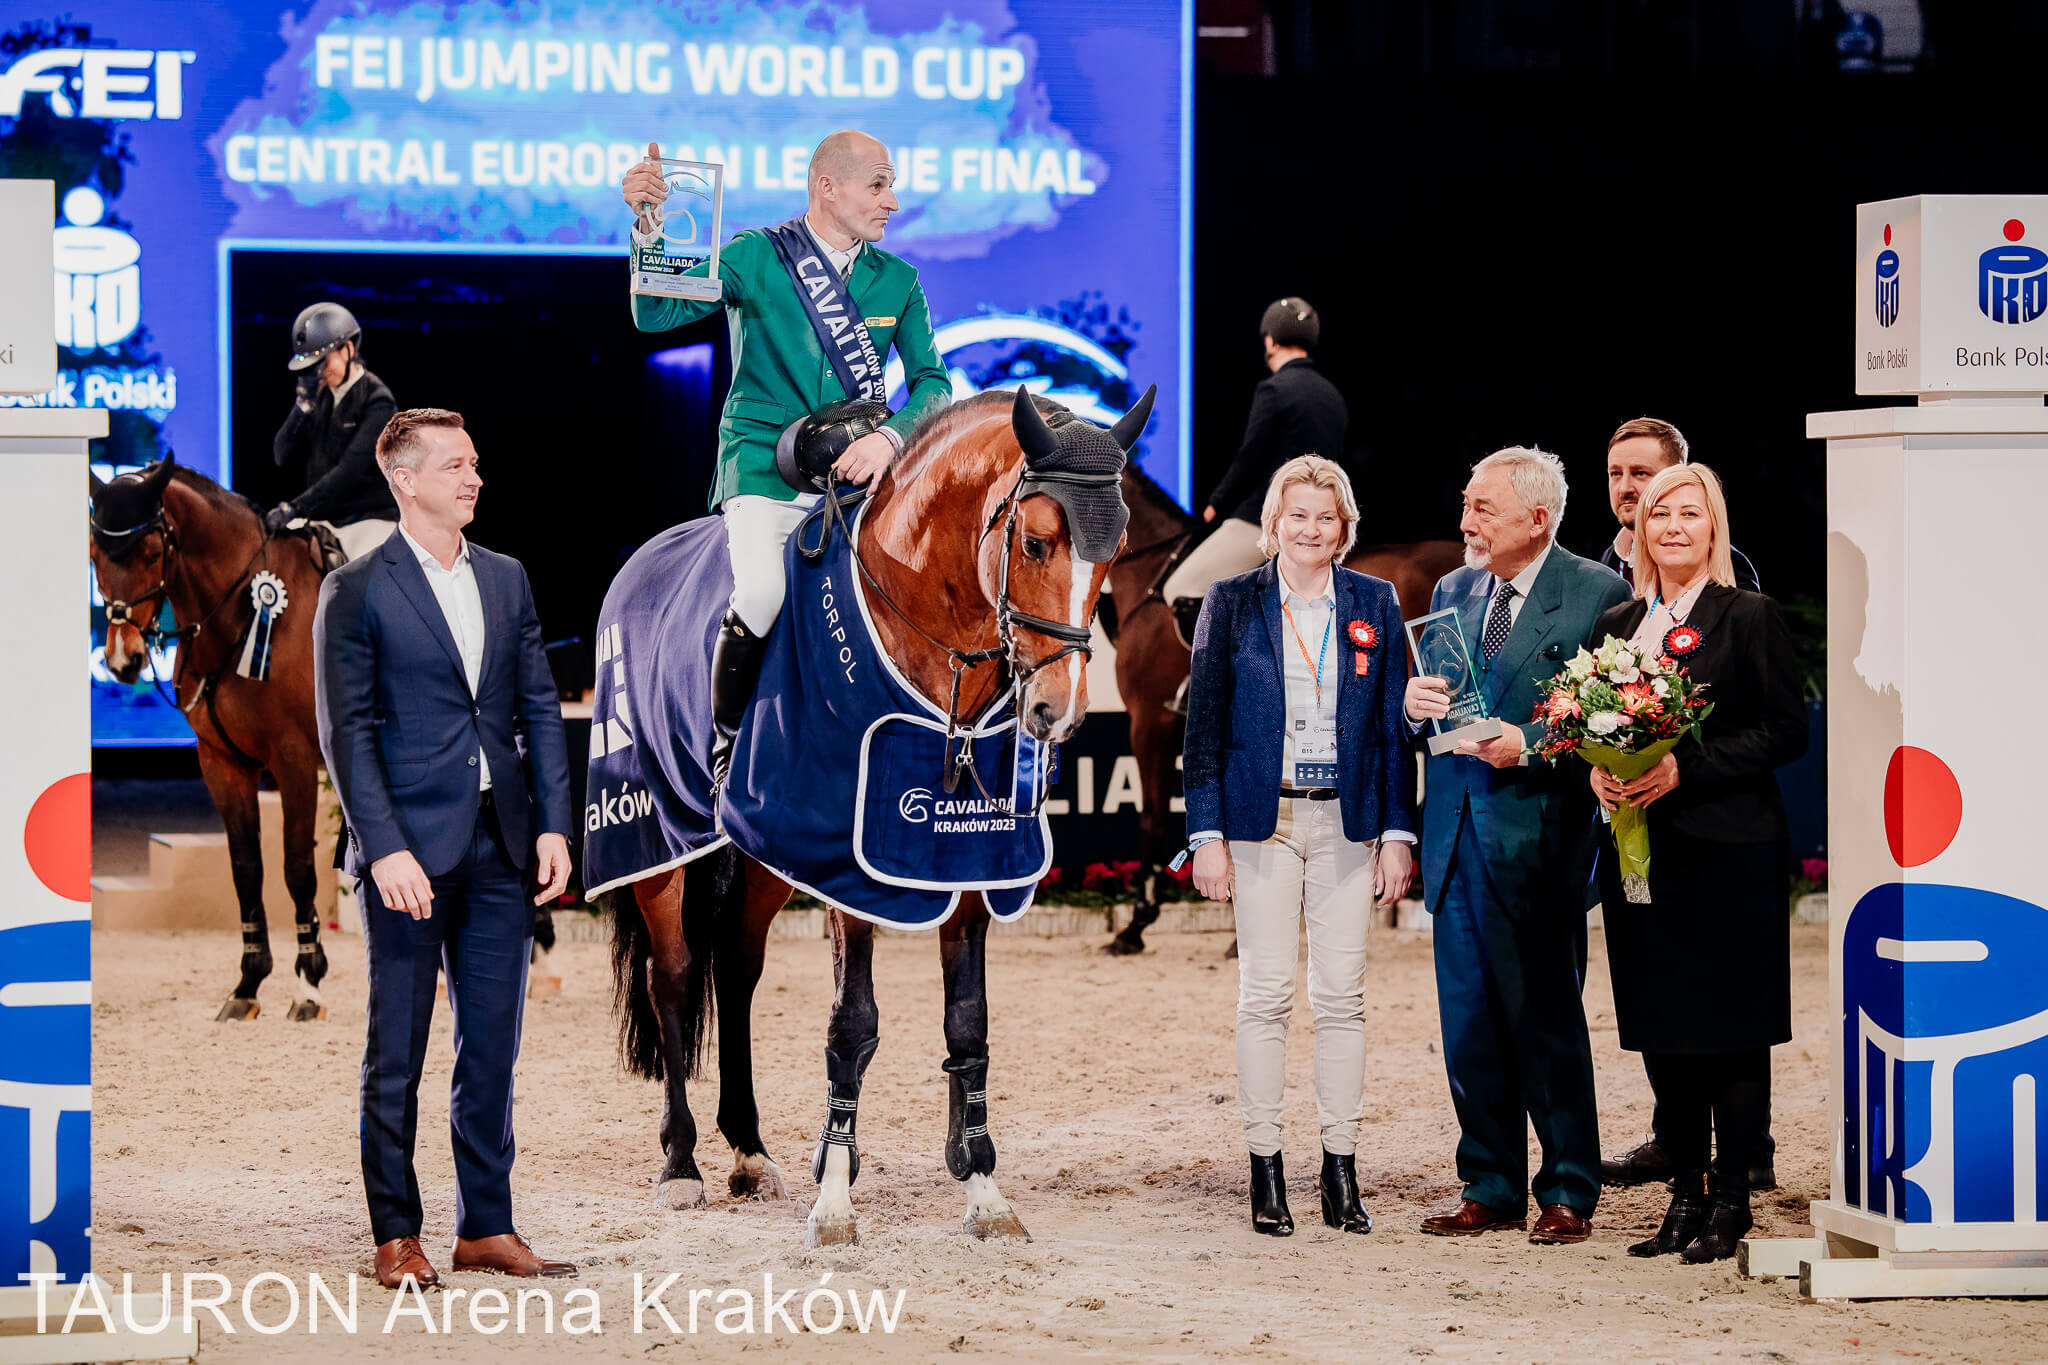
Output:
[583, 503, 1051, 928]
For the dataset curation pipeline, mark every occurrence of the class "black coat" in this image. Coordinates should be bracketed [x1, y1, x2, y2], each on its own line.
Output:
[1204, 358, 1348, 524]
[272, 368, 399, 525]
[1590, 584, 1810, 1052]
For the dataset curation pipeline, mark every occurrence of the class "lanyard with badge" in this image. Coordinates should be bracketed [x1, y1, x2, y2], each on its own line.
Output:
[1282, 599, 1338, 779]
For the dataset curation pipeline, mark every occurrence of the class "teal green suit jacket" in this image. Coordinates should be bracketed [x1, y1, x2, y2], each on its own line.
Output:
[631, 226, 952, 509]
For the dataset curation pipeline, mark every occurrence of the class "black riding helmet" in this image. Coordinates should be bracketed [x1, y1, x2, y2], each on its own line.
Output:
[287, 301, 362, 372]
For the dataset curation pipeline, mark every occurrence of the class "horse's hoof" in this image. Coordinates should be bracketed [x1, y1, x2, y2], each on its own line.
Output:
[286, 1000, 327, 1023]
[729, 1153, 788, 1202]
[528, 974, 563, 1000]
[964, 1209, 1032, 1241]
[805, 1213, 858, 1247]
[215, 997, 261, 1022]
[1101, 934, 1144, 956]
[655, 1178, 707, 1211]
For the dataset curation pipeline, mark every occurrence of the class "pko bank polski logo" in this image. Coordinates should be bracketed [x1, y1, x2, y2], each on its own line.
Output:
[53, 188, 138, 352]
[1875, 222, 1901, 328]
[1978, 218, 2048, 326]
[0, 48, 193, 120]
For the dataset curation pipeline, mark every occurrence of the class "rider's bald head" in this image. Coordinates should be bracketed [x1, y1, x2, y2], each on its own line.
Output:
[808, 130, 889, 195]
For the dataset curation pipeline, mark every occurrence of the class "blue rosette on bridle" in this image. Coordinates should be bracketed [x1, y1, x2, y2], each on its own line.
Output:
[235, 570, 288, 681]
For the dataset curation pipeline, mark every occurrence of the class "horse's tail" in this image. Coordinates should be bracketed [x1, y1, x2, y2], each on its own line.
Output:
[605, 847, 730, 1083]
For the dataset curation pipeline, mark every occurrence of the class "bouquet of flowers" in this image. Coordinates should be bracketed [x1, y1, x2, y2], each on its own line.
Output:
[1530, 633, 1714, 903]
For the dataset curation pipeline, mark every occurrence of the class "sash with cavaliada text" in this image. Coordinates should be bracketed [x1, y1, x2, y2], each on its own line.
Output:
[764, 218, 889, 404]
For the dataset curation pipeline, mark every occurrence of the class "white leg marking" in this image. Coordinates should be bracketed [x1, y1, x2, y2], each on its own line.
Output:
[962, 1171, 1031, 1240]
[807, 1144, 857, 1245]
[655, 1176, 707, 1210]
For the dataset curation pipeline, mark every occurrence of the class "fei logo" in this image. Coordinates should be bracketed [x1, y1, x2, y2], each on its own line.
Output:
[0, 48, 193, 120]
[1874, 223, 1900, 328]
[53, 188, 138, 353]
[897, 788, 933, 823]
[1978, 218, 2048, 326]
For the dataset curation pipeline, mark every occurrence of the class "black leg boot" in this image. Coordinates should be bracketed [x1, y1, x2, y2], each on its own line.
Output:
[1165, 596, 1205, 716]
[1318, 1150, 1372, 1234]
[1681, 1167, 1753, 1263]
[811, 1039, 879, 1188]
[1250, 1152, 1294, 1237]
[1628, 1169, 1707, 1257]
[709, 608, 769, 791]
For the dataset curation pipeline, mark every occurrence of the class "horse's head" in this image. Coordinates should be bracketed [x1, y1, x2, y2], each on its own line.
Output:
[980, 385, 1155, 743]
[88, 458, 178, 684]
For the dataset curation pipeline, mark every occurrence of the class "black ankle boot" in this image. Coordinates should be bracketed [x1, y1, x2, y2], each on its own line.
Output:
[1680, 1170, 1753, 1263]
[1628, 1169, 1707, 1257]
[1318, 1150, 1372, 1234]
[709, 609, 769, 789]
[1249, 1152, 1293, 1236]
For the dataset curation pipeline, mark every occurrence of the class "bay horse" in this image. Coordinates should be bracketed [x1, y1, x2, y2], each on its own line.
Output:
[1099, 464, 1466, 955]
[89, 458, 333, 1021]
[606, 386, 1148, 1246]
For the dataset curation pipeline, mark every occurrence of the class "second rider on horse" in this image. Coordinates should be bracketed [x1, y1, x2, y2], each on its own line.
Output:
[620, 129, 953, 785]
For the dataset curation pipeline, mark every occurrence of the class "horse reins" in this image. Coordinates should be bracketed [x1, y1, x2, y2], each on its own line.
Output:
[818, 466, 1109, 818]
[98, 508, 275, 770]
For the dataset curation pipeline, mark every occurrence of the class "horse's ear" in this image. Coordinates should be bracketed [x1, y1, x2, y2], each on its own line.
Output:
[140, 458, 174, 498]
[1011, 386, 1059, 465]
[1110, 384, 1157, 453]
[89, 468, 107, 500]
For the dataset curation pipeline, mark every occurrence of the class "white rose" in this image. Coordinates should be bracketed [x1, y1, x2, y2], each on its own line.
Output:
[1586, 710, 1623, 736]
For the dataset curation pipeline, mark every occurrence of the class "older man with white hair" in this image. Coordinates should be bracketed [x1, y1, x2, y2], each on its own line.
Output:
[1403, 446, 1631, 1247]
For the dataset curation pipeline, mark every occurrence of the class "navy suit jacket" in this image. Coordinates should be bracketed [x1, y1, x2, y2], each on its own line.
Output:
[1182, 559, 1417, 845]
[1417, 546, 1632, 916]
[314, 532, 572, 879]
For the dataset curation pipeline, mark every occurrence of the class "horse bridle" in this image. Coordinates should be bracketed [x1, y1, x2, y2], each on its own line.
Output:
[95, 507, 275, 765]
[826, 463, 1120, 817]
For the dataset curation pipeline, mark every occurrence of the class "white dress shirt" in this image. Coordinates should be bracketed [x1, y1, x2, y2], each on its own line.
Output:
[398, 524, 490, 791]
[804, 216, 863, 277]
[1487, 538, 1553, 633]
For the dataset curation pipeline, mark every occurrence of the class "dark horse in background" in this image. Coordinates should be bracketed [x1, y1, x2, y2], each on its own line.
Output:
[1100, 465, 1466, 955]
[89, 458, 334, 1020]
[606, 386, 1146, 1247]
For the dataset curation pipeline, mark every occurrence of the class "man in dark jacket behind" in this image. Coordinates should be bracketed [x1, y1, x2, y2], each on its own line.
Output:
[1162, 297, 1347, 710]
[270, 301, 399, 561]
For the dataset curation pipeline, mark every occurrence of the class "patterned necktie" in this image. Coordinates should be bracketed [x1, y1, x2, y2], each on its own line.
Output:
[1481, 583, 1517, 660]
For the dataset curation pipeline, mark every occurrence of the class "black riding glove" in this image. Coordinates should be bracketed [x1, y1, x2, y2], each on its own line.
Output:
[294, 369, 321, 410]
[264, 502, 295, 534]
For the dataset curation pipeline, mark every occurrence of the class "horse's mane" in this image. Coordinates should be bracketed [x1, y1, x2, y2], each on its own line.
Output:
[163, 461, 266, 524]
[1121, 457, 1193, 529]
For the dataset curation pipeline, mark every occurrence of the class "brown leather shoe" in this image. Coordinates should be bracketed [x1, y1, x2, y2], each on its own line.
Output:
[373, 1236, 440, 1290]
[1528, 1203, 1593, 1244]
[450, 1231, 578, 1277]
[1419, 1199, 1527, 1236]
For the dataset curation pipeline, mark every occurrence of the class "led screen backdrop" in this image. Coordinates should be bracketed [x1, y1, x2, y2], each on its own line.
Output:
[0, 0, 1191, 744]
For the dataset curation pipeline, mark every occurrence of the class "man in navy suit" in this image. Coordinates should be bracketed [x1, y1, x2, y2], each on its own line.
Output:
[1405, 446, 1631, 1245]
[314, 407, 576, 1289]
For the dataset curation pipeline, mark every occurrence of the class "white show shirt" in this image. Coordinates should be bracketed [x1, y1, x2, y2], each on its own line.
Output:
[398, 524, 490, 791]
[804, 216, 863, 277]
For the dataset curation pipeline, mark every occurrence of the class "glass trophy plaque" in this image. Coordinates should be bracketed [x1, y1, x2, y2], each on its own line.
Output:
[1405, 607, 1497, 756]
[630, 158, 724, 302]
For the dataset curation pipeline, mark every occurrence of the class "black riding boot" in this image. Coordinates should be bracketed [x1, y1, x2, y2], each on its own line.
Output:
[1250, 1152, 1294, 1237]
[709, 609, 769, 790]
[1628, 1169, 1708, 1257]
[1680, 1167, 1753, 1263]
[1318, 1150, 1372, 1234]
[1164, 596, 1205, 716]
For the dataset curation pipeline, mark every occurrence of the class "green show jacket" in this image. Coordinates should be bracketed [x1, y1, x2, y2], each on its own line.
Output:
[631, 225, 953, 509]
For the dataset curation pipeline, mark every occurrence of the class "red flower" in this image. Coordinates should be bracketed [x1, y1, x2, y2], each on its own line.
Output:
[1664, 624, 1703, 657]
[1543, 690, 1583, 724]
[1619, 681, 1663, 716]
[1038, 866, 1063, 891]
[1348, 620, 1377, 650]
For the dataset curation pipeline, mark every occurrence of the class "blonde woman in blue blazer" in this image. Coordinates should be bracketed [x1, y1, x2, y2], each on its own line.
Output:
[1181, 455, 1418, 1237]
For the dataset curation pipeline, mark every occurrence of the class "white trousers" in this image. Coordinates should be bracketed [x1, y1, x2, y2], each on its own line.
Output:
[1163, 515, 1265, 603]
[723, 493, 821, 635]
[1231, 797, 1377, 1157]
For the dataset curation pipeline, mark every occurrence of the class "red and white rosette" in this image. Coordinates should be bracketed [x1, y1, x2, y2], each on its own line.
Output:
[1662, 623, 1703, 658]
[1348, 619, 1376, 675]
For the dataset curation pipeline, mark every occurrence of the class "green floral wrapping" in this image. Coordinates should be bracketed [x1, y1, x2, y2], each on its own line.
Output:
[1577, 735, 1684, 904]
